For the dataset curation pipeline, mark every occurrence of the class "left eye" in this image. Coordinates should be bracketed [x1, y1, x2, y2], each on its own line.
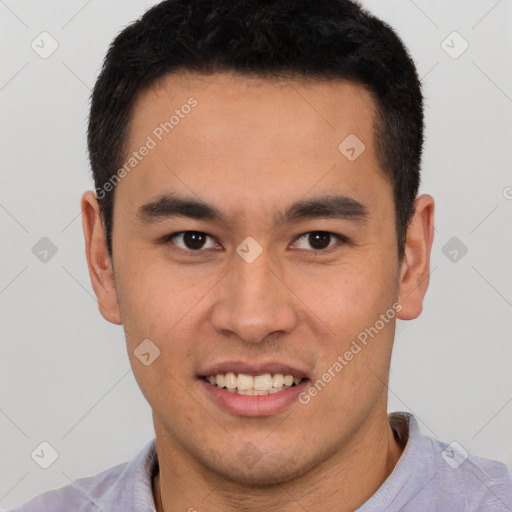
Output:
[291, 231, 344, 251]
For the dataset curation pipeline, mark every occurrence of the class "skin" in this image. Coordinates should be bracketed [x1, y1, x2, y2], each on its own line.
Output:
[82, 72, 434, 512]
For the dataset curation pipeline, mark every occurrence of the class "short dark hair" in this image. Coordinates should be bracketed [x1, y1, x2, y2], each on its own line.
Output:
[88, 0, 423, 259]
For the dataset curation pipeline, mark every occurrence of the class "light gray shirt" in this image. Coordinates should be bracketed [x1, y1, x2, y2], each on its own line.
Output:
[9, 412, 512, 511]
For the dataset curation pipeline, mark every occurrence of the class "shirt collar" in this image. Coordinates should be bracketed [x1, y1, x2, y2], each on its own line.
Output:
[357, 412, 436, 511]
[93, 438, 159, 512]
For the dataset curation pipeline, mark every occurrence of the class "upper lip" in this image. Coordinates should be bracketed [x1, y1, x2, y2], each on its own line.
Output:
[198, 361, 308, 379]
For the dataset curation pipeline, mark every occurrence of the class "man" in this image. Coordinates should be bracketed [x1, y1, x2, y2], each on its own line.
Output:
[11, 0, 512, 510]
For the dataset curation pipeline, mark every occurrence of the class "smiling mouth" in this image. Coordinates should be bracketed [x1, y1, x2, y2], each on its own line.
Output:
[202, 372, 307, 395]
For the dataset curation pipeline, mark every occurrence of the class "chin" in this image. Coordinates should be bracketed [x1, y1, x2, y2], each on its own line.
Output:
[210, 450, 316, 488]
[223, 467, 303, 488]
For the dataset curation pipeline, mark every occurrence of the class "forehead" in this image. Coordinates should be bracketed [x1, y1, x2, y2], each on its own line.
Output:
[129, 71, 378, 151]
[118, 71, 390, 221]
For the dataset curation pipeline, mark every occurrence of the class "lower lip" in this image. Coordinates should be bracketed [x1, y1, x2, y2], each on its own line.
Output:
[198, 378, 310, 417]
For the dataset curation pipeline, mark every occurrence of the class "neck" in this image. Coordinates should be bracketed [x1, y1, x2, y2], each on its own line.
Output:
[153, 410, 404, 512]
[153, 471, 161, 512]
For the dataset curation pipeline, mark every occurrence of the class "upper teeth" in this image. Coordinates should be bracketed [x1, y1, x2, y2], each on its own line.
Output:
[205, 372, 303, 392]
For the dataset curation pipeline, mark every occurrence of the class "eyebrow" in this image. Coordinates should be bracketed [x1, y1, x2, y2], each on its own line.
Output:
[276, 194, 368, 225]
[136, 193, 369, 226]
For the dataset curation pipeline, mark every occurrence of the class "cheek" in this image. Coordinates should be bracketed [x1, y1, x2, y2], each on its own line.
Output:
[301, 256, 395, 330]
[114, 255, 218, 387]
[294, 252, 398, 386]
[116, 260, 201, 408]
[299, 278, 397, 432]
[115, 254, 205, 340]
[112, 258, 192, 386]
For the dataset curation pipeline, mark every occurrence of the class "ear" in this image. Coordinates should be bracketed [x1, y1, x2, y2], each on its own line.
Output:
[397, 194, 435, 320]
[81, 191, 122, 324]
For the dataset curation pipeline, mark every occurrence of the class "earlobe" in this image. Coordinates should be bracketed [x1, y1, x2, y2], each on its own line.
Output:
[397, 194, 435, 320]
[81, 191, 122, 325]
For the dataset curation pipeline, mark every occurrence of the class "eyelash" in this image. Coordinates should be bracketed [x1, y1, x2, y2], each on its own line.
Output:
[163, 231, 350, 255]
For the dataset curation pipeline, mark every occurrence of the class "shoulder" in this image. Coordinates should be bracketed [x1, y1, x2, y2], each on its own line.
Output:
[8, 439, 157, 512]
[362, 412, 512, 512]
[428, 435, 512, 510]
[7, 463, 126, 512]
[398, 412, 512, 510]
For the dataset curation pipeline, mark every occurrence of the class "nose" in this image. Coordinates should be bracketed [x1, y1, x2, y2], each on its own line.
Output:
[211, 249, 299, 344]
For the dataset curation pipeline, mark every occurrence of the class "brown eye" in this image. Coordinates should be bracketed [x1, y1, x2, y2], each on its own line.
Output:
[183, 232, 207, 250]
[167, 231, 218, 251]
[308, 232, 332, 250]
[292, 231, 344, 251]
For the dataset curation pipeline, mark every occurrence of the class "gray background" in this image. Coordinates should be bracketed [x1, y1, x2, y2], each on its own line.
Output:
[1, 0, 511, 508]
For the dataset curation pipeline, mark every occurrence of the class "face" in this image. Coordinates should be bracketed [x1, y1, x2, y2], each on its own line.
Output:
[83, 72, 433, 486]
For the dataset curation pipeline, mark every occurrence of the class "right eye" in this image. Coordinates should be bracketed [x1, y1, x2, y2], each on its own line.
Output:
[165, 231, 221, 252]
